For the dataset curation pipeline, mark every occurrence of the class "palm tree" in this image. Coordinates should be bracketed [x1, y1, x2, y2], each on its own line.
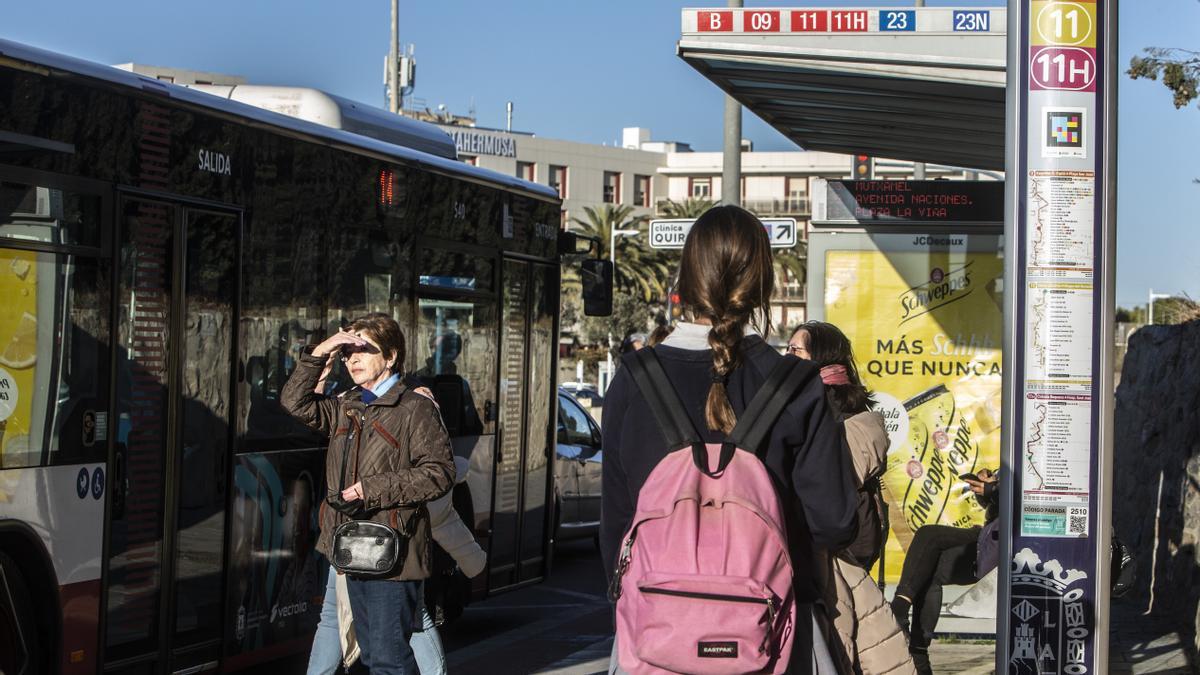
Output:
[657, 197, 717, 219]
[570, 204, 671, 302]
[774, 243, 807, 289]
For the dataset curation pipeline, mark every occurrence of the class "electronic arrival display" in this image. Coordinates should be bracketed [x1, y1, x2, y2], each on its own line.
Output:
[815, 179, 1005, 225]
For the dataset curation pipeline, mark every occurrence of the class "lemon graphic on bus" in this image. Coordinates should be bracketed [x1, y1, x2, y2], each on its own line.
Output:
[0, 312, 37, 370]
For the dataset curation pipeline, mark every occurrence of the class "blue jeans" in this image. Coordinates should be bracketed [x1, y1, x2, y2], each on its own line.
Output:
[308, 568, 443, 674]
[410, 602, 445, 675]
[307, 568, 341, 675]
[346, 576, 423, 675]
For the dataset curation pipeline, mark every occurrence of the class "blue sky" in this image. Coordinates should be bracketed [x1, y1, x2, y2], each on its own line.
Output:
[2, 0, 1195, 307]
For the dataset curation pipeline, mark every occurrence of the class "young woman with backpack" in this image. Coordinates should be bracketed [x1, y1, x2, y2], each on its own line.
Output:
[788, 322, 916, 675]
[600, 206, 860, 674]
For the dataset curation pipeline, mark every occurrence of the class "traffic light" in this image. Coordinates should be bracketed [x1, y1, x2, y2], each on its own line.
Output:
[853, 154, 874, 180]
[668, 291, 683, 321]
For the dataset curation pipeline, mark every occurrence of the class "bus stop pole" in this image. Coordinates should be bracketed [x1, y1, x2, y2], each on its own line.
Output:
[999, 0, 1117, 672]
[997, 3, 1019, 668]
[721, 0, 742, 207]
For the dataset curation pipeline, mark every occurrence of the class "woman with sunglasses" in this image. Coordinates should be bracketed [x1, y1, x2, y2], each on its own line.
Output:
[283, 313, 455, 675]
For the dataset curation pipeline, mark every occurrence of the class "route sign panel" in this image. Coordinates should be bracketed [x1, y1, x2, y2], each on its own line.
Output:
[879, 10, 916, 32]
[649, 218, 797, 249]
[812, 179, 1005, 226]
[683, 7, 1004, 34]
[951, 9, 992, 31]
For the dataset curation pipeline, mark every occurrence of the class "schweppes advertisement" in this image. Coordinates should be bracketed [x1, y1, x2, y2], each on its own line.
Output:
[825, 247, 1003, 582]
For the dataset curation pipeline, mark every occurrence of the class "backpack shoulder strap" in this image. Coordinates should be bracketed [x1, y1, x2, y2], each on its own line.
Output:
[728, 355, 813, 456]
[624, 348, 703, 451]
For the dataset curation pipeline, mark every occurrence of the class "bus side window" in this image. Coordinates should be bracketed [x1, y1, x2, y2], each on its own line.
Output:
[0, 248, 110, 468]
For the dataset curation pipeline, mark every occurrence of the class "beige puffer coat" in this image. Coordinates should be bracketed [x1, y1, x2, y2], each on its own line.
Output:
[823, 411, 917, 675]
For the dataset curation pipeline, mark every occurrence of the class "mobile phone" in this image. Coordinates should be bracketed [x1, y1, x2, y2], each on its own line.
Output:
[959, 472, 979, 482]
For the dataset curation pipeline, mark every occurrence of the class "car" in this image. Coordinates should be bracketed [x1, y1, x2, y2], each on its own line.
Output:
[560, 381, 604, 408]
[555, 388, 603, 543]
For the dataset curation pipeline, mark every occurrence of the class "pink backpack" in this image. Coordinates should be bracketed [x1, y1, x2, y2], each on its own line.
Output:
[610, 350, 811, 674]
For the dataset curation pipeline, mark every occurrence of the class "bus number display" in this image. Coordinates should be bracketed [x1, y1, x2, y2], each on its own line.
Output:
[829, 10, 868, 32]
[880, 10, 916, 32]
[744, 10, 779, 32]
[698, 10, 733, 31]
[953, 10, 991, 32]
[1034, 1, 1096, 47]
[1030, 47, 1097, 91]
[790, 10, 827, 32]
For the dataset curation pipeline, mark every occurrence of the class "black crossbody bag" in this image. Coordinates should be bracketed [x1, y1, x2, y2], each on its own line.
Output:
[327, 408, 409, 577]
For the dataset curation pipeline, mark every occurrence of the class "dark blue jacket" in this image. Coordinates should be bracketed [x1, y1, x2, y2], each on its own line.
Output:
[599, 336, 859, 603]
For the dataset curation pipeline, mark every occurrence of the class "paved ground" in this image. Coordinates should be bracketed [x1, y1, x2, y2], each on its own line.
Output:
[875, 602, 1198, 674]
[287, 539, 1197, 673]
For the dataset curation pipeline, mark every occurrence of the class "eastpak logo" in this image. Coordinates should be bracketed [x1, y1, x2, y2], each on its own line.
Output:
[697, 641, 738, 658]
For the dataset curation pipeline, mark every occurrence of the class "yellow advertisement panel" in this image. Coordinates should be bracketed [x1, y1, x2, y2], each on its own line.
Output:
[0, 248, 38, 470]
[826, 249, 1003, 582]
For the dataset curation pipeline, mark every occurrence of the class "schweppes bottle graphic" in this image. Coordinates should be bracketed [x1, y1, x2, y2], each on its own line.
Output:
[882, 384, 988, 550]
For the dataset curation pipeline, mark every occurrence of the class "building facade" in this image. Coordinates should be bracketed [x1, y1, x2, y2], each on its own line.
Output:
[436, 125, 670, 228]
[448, 123, 975, 332]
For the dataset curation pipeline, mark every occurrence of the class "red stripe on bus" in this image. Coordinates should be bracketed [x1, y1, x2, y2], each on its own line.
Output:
[59, 579, 100, 675]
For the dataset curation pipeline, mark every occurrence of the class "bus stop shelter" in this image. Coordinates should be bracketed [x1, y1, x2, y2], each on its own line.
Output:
[674, 6, 1014, 637]
[676, 7, 1008, 170]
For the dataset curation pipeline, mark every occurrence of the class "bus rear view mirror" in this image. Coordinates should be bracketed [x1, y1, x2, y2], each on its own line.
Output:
[581, 259, 613, 317]
[559, 231, 599, 257]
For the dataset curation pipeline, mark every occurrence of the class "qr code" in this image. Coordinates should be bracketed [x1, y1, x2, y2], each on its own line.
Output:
[1068, 507, 1089, 535]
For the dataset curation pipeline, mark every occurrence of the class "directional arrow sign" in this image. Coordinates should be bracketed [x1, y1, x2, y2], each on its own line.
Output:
[649, 217, 797, 249]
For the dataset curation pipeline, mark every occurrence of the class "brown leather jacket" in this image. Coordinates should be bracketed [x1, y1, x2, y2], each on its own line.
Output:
[282, 348, 455, 581]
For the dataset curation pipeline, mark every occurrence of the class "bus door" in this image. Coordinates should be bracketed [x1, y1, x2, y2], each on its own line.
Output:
[488, 258, 558, 591]
[104, 195, 239, 674]
[414, 240, 501, 597]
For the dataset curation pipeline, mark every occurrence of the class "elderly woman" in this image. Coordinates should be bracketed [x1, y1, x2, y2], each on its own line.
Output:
[283, 313, 455, 675]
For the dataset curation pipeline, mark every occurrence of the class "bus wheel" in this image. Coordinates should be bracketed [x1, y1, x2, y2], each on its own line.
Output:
[0, 551, 40, 675]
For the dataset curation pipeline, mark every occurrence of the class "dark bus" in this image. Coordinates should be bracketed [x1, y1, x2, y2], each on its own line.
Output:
[0, 38, 569, 674]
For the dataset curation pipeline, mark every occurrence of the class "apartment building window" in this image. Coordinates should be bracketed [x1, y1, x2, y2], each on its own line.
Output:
[777, 267, 806, 301]
[634, 174, 651, 207]
[603, 171, 621, 204]
[549, 165, 568, 199]
[785, 176, 808, 212]
[517, 161, 536, 182]
[690, 177, 712, 199]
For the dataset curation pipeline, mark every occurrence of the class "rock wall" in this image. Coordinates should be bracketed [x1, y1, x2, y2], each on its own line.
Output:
[1113, 320, 1200, 655]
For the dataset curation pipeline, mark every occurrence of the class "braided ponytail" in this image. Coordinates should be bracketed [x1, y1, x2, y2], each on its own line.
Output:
[677, 206, 775, 434]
